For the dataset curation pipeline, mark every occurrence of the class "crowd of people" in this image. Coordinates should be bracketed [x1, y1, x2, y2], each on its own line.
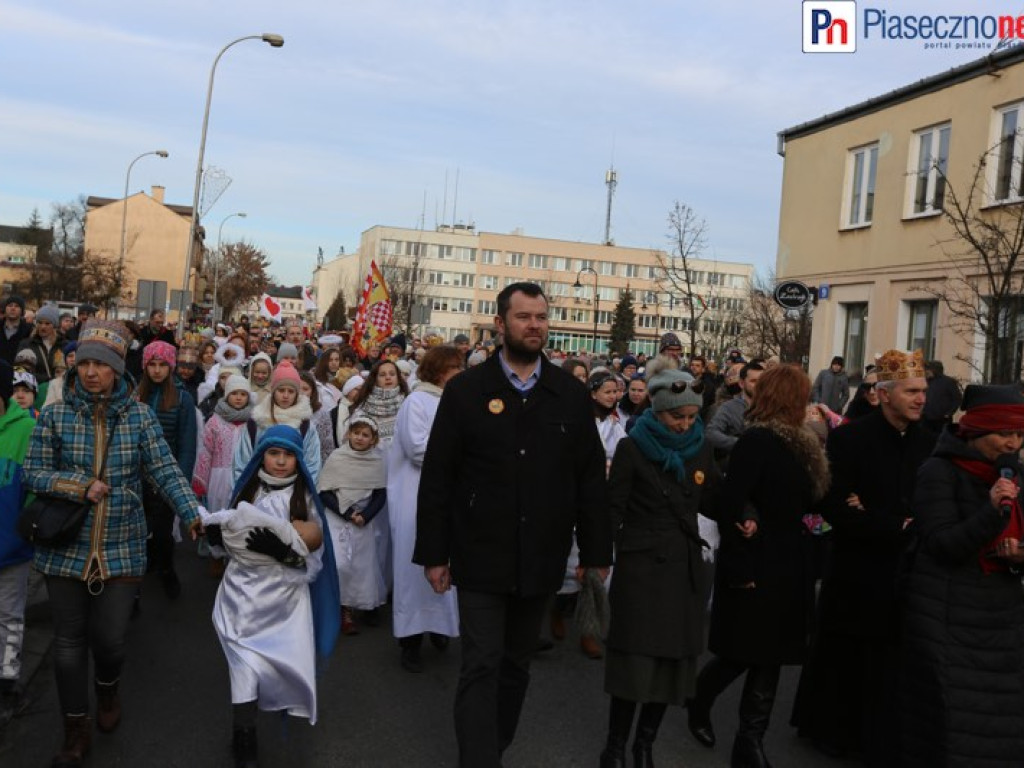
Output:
[1, 285, 1023, 768]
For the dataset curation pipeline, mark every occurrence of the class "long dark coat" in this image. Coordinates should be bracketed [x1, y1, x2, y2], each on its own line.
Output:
[708, 424, 824, 665]
[414, 353, 613, 596]
[605, 437, 718, 660]
[816, 410, 937, 639]
[900, 428, 1024, 767]
[792, 410, 936, 759]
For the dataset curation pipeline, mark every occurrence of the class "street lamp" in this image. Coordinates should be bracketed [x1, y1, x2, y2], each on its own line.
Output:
[116, 149, 168, 319]
[177, 33, 284, 340]
[213, 212, 247, 324]
[573, 265, 600, 355]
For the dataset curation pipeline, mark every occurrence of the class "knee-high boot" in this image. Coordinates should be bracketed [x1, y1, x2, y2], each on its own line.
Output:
[631, 702, 667, 767]
[689, 654, 747, 749]
[731, 665, 780, 768]
[599, 696, 636, 768]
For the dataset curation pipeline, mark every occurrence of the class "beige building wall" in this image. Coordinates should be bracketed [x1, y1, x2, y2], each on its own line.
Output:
[84, 186, 202, 323]
[777, 47, 1024, 382]
[325, 224, 754, 357]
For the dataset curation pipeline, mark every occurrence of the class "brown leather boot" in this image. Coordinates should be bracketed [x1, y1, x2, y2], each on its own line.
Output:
[95, 679, 121, 733]
[52, 713, 91, 768]
[581, 634, 604, 659]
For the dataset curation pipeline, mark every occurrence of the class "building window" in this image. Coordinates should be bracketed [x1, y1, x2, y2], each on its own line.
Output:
[481, 275, 498, 291]
[454, 247, 476, 262]
[596, 310, 613, 325]
[431, 298, 449, 312]
[481, 250, 498, 265]
[842, 302, 869, 374]
[528, 254, 548, 269]
[507, 252, 523, 267]
[995, 102, 1024, 203]
[647, 266, 659, 280]
[478, 300, 497, 315]
[907, 300, 937, 359]
[453, 272, 475, 288]
[550, 307, 568, 321]
[381, 239, 400, 256]
[597, 287, 617, 301]
[846, 143, 879, 227]
[599, 261, 614, 276]
[453, 299, 473, 313]
[548, 281, 569, 297]
[638, 315, 656, 329]
[405, 241, 422, 256]
[911, 124, 951, 215]
[622, 264, 639, 278]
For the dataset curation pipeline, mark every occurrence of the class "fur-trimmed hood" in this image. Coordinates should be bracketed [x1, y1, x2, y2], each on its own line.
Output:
[747, 418, 831, 501]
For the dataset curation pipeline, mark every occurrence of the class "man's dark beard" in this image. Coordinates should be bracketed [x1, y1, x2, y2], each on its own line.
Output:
[503, 334, 545, 365]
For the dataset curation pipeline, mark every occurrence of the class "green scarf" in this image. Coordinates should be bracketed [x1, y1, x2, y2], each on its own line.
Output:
[628, 408, 704, 482]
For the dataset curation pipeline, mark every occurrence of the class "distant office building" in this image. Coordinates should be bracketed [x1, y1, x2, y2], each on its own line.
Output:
[312, 224, 754, 357]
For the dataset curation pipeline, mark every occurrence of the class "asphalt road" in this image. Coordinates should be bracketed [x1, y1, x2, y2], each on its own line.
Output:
[1, 545, 856, 767]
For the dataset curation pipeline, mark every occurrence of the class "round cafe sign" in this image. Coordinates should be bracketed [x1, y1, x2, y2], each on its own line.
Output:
[773, 281, 812, 310]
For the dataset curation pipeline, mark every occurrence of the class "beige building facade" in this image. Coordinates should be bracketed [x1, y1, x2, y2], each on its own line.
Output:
[84, 186, 203, 322]
[312, 224, 754, 357]
[777, 45, 1024, 383]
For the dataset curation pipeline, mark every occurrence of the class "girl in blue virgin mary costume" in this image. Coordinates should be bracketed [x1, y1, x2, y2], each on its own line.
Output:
[200, 424, 340, 768]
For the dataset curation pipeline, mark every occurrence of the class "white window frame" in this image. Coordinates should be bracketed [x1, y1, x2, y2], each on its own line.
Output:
[528, 254, 548, 270]
[906, 123, 951, 217]
[843, 143, 879, 228]
[991, 101, 1024, 204]
[599, 261, 614, 276]
[507, 252, 523, 267]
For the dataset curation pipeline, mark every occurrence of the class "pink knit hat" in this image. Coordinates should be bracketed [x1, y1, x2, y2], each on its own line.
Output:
[143, 341, 177, 370]
[271, 360, 301, 392]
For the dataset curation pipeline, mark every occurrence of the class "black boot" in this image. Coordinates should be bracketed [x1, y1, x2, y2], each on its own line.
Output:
[399, 634, 424, 673]
[730, 665, 780, 768]
[232, 725, 258, 768]
[690, 655, 747, 749]
[599, 696, 635, 768]
[631, 702, 666, 767]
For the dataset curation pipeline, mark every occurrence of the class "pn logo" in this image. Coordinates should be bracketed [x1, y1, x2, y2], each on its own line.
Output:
[803, 1, 857, 53]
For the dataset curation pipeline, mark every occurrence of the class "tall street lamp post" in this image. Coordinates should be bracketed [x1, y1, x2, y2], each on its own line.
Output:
[177, 33, 284, 341]
[573, 265, 600, 355]
[214, 211, 246, 324]
[116, 149, 168, 319]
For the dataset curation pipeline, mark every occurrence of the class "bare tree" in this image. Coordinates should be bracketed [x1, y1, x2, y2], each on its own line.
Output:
[213, 240, 272, 321]
[25, 198, 88, 304]
[918, 142, 1024, 383]
[377, 245, 438, 336]
[655, 202, 713, 356]
[739, 270, 813, 364]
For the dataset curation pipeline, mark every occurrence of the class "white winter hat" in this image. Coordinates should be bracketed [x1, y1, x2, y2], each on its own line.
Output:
[342, 374, 364, 396]
[223, 374, 251, 397]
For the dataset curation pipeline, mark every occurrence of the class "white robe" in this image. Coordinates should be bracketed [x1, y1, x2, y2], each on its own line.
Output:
[201, 490, 324, 723]
[386, 390, 459, 639]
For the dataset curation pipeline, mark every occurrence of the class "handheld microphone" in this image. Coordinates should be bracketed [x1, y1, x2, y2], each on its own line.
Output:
[994, 453, 1019, 518]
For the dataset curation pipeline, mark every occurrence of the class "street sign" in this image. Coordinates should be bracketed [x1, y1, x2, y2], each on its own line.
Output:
[773, 280, 813, 310]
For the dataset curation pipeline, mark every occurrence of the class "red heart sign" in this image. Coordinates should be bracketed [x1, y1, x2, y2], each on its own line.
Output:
[264, 296, 281, 316]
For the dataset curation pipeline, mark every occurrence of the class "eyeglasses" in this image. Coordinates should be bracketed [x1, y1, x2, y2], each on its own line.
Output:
[863, 382, 876, 390]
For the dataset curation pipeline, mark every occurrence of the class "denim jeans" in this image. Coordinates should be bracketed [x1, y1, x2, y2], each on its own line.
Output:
[46, 576, 138, 715]
[0, 561, 31, 684]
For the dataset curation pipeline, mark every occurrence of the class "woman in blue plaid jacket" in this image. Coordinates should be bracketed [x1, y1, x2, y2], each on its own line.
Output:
[23, 320, 201, 768]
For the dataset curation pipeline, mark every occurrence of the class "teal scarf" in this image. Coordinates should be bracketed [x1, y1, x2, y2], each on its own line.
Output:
[628, 408, 704, 482]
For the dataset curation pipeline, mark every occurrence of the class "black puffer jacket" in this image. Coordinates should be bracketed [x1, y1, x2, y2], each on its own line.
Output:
[899, 427, 1024, 767]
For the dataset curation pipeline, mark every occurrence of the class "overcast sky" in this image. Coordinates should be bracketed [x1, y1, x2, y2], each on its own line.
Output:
[0, 1, 1014, 287]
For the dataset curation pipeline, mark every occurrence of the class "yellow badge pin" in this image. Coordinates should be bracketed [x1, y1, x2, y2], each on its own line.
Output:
[694, 470, 705, 486]
[488, 398, 505, 414]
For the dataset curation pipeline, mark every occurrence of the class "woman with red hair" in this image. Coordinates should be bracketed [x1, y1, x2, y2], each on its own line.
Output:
[687, 364, 830, 767]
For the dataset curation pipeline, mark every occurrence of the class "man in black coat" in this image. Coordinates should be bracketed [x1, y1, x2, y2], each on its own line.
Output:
[138, 309, 176, 349]
[922, 359, 962, 433]
[415, 282, 612, 768]
[794, 349, 936, 765]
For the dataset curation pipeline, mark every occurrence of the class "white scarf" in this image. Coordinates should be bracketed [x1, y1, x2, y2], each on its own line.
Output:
[317, 442, 386, 514]
[252, 393, 313, 429]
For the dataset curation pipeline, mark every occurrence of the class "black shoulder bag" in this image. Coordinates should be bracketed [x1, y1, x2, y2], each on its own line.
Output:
[18, 413, 120, 547]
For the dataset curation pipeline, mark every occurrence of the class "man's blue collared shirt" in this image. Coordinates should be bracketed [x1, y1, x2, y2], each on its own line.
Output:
[498, 350, 541, 395]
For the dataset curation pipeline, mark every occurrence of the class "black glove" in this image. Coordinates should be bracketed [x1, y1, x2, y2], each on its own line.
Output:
[205, 524, 223, 547]
[245, 527, 305, 568]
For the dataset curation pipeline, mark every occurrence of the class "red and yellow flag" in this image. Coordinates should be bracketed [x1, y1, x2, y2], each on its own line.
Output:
[351, 260, 392, 358]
